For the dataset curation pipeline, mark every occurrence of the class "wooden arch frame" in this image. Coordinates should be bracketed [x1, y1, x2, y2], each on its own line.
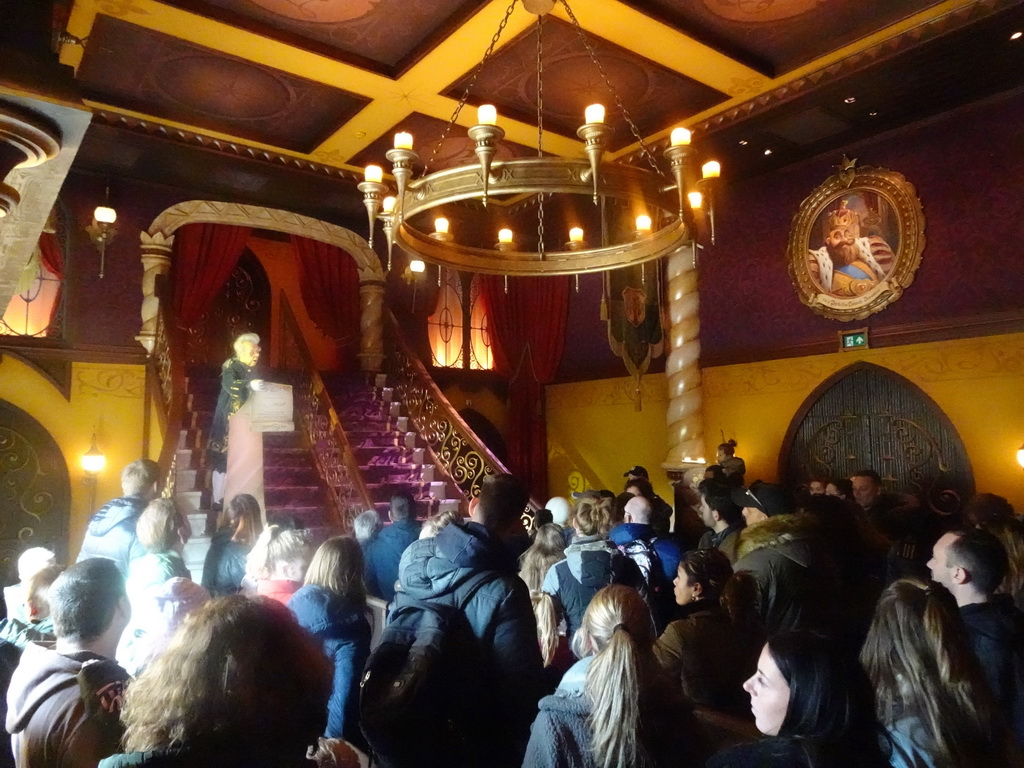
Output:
[776, 360, 975, 496]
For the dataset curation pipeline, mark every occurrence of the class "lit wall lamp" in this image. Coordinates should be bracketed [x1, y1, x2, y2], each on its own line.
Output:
[1017, 442, 1024, 469]
[81, 434, 106, 511]
[85, 188, 118, 278]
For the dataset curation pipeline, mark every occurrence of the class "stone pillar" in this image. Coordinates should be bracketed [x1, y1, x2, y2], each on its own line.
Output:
[663, 242, 706, 476]
[358, 279, 385, 372]
[135, 231, 174, 354]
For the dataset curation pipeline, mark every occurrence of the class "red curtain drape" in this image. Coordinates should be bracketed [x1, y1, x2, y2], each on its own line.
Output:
[290, 235, 361, 370]
[479, 275, 570, 501]
[38, 232, 62, 278]
[172, 223, 252, 327]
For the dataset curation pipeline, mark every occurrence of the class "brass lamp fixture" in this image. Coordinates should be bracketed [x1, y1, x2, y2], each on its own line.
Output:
[81, 433, 106, 511]
[359, 0, 721, 278]
[85, 187, 118, 278]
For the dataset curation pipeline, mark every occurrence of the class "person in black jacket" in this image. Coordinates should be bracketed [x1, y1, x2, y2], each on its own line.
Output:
[364, 491, 421, 602]
[929, 527, 1024, 746]
[202, 493, 263, 597]
[397, 473, 544, 768]
[76, 459, 159, 577]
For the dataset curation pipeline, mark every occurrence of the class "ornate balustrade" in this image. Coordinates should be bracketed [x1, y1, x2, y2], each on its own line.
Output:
[150, 298, 186, 497]
[384, 310, 522, 509]
[278, 295, 374, 531]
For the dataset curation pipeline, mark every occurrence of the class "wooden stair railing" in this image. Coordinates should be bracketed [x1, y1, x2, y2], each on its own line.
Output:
[384, 310, 538, 523]
[277, 293, 374, 532]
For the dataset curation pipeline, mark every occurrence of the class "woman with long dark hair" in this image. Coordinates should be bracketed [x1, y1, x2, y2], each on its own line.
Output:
[202, 493, 263, 597]
[861, 579, 1023, 768]
[709, 630, 890, 768]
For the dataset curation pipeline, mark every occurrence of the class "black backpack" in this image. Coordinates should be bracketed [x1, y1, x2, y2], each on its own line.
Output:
[359, 572, 494, 768]
[619, 537, 674, 630]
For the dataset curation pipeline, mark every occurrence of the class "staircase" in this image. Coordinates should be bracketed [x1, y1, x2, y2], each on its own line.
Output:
[171, 368, 334, 582]
[326, 373, 463, 520]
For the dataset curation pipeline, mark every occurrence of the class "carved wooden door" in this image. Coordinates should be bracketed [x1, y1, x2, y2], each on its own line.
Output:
[0, 399, 70, 582]
[782, 363, 973, 514]
[183, 249, 271, 369]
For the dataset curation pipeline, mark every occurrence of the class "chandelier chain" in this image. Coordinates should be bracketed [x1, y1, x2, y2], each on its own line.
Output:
[559, 0, 665, 177]
[421, 0, 520, 178]
[536, 13, 546, 258]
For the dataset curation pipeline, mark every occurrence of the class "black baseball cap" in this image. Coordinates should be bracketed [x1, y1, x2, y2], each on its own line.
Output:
[731, 483, 793, 518]
[623, 465, 649, 478]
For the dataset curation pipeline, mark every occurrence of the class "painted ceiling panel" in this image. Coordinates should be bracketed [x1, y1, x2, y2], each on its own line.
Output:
[77, 15, 368, 153]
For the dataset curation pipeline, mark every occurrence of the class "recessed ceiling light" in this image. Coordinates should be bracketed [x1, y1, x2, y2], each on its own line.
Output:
[1012, 31, 1022, 40]
[738, 139, 748, 146]
[764, 149, 773, 156]
[844, 97, 857, 104]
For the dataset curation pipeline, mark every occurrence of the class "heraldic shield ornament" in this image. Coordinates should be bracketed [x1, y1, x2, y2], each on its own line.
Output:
[787, 157, 926, 322]
[606, 263, 665, 410]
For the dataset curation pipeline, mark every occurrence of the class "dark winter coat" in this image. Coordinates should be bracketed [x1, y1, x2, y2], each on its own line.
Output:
[960, 595, 1024, 746]
[398, 521, 544, 768]
[541, 535, 643, 640]
[207, 356, 256, 473]
[287, 584, 371, 748]
[733, 514, 838, 634]
[75, 494, 150, 577]
[364, 518, 421, 602]
[201, 530, 249, 597]
[708, 737, 810, 768]
[523, 656, 703, 768]
[654, 600, 761, 717]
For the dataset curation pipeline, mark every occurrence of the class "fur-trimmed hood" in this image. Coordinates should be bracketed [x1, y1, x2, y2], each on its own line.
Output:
[735, 513, 821, 562]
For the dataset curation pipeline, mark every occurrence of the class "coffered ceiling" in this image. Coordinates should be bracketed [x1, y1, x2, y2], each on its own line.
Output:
[57, 0, 1024, 222]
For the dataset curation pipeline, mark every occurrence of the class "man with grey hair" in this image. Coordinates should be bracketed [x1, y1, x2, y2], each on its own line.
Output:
[365, 492, 421, 602]
[76, 460, 158, 577]
[208, 332, 262, 508]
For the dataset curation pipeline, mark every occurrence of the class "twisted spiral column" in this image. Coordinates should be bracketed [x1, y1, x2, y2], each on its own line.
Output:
[663, 243, 706, 472]
[358, 280, 385, 372]
[135, 231, 174, 354]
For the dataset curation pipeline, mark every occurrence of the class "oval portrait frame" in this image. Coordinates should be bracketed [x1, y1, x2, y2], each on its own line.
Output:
[786, 162, 925, 322]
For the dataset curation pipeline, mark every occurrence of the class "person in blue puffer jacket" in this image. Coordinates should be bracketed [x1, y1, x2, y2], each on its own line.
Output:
[288, 536, 371, 751]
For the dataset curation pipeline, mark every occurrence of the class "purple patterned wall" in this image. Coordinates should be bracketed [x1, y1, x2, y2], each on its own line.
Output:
[699, 91, 1024, 364]
[62, 173, 187, 348]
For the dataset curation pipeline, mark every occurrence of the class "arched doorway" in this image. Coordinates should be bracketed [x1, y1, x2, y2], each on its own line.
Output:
[780, 362, 974, 514]
[0, 399, 70, 581]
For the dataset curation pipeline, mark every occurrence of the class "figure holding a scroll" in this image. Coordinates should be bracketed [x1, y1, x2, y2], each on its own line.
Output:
[208, 332, 263, 508]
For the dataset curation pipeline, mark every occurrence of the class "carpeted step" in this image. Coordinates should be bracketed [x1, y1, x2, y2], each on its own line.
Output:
[264, 465, 320, 485]
[265, 485, 326, 508]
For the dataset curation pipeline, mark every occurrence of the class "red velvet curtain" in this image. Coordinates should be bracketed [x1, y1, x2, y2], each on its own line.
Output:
[38, 232, 63, 329]
[479, 275, 570, 501]
[172, 223, 252, 327]
[290, 235, 361, 370]
[38, 232, 62, 278]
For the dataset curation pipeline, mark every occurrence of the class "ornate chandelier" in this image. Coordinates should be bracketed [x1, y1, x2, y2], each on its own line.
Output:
[357, 0, 721, 277]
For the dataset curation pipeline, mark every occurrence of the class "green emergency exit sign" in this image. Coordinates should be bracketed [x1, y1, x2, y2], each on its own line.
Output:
[840, 329, 869, 350]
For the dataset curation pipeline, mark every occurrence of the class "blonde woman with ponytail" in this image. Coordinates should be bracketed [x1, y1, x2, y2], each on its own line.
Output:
[523, 585, 702, 768]
[861, 579, 1024, 768]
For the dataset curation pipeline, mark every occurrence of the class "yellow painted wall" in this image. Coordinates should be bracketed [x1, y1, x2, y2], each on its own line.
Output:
[441, 383, 509, 439]
[0, 356, 147, 561]
[702, 332, 1024, 511]
[547, 374, 674, 503]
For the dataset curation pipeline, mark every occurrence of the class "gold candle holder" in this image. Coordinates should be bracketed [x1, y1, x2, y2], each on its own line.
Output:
[467, 123, 506, 206]
[576, 122, 612, 205]
[385, 147, 419, 222]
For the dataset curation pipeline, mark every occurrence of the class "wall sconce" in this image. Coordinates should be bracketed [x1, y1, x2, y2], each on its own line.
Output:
[1017, 442, 1024, 469]
[85, 188, 118, 279]
[81, 434, 105, 510]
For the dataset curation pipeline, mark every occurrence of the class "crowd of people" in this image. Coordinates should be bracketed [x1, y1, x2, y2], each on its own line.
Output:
[1, 449, 1023, 768]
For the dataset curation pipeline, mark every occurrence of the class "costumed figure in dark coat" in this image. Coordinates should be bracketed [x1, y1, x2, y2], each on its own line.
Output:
[208, 332, 261, 507]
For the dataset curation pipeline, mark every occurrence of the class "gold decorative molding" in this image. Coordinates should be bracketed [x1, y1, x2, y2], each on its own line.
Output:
[147, 200, 384, 281]
[74, 365, 146, 398]
[547, 373, 668, 410]
[704, 333, 1024, 398]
